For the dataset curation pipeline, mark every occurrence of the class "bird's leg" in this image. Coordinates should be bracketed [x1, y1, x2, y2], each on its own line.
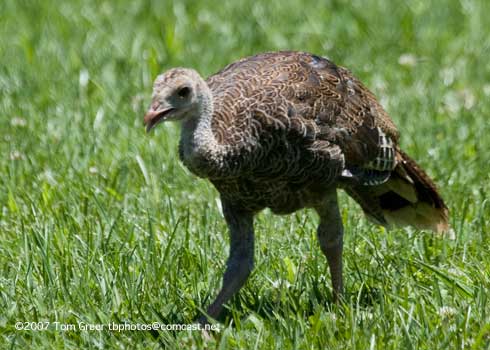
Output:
[199, 200, 254, 323]
[315, 190, 344, 301]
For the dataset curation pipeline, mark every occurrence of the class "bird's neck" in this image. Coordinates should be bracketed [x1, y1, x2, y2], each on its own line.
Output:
[179, 85, 229, 177]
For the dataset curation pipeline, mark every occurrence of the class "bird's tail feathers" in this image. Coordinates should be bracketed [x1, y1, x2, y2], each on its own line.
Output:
[344, 150, 449, 235]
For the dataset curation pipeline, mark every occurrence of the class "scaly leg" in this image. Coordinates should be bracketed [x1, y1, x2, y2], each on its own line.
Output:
[199, 200, 255, 322]
[315, 190, 344, 301]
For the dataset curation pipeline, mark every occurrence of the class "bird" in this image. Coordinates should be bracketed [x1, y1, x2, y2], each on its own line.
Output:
[143, 51, 449, 322]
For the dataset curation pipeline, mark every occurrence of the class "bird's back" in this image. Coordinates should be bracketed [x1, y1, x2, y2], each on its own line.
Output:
[206, 51, 398, 147]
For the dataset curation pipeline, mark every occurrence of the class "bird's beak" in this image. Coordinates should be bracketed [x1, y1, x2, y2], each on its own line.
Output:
[144, 107, 175, 133]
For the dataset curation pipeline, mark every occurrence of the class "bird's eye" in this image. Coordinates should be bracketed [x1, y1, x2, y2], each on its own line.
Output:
[177, 87, 191, 98]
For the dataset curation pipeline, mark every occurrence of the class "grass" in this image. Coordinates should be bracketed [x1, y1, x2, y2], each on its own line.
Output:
[1, 0, 489, 348]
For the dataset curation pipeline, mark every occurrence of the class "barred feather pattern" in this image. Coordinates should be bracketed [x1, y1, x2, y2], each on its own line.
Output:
[349, 128, 397, 186]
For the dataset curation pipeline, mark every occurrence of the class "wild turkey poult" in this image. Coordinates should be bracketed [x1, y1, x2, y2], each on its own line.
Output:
[143, 51, 449, 322]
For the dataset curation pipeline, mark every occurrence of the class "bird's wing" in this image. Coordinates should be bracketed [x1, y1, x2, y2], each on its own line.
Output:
[206, 51, 400, 181]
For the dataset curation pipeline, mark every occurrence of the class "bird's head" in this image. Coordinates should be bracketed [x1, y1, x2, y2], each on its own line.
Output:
[144, 68, 207, 132]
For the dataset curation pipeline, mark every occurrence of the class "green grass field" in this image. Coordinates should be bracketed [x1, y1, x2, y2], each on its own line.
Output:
[1, 0, 490, 348]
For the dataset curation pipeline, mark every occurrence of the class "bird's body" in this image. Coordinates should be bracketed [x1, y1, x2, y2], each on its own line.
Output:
[144, 51, 449, 322]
